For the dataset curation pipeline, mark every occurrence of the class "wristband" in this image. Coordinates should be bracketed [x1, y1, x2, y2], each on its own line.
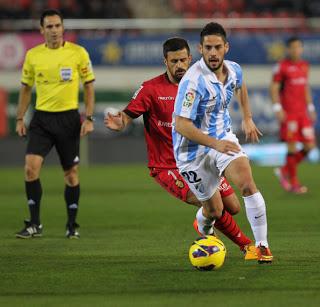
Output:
[272, 103, 282, 112]
[308, 104, 315, 112]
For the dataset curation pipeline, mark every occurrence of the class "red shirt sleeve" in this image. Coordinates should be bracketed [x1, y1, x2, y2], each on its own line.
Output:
[123, 83, 151, 119]
[272, 62, 284, 83]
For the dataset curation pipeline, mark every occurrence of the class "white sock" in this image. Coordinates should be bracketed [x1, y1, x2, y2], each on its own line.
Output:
[196, 207, 215, 235]
[243, 192, 269, 247]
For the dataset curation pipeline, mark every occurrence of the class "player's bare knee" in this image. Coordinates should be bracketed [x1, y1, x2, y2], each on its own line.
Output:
[239, 181, 257, 197]
[64, 166, 79, 186]
[24, 164, 39, 181]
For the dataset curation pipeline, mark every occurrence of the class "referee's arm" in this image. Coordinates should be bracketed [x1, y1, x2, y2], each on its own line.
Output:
[80, 81, 95, 136]
[16, 84, 32, 137]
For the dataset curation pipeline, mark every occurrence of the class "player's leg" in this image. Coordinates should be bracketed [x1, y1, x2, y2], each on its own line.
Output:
[214, 178, 254, 254]
[55, 110, 81, 239]
[152, 168, 255, 258]
[290, 119, 316, 193]
[275, 117, 298, 191]
[224, 156, 273, 263]
[16, 112, 54, 239]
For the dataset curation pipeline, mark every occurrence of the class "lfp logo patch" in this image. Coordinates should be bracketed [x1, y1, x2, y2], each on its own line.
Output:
[183, 91, 195, 107]
[60, 68, 72, 81]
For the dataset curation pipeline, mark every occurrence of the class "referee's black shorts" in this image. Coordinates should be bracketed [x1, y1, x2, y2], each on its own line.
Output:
[26, 109, 81, 170]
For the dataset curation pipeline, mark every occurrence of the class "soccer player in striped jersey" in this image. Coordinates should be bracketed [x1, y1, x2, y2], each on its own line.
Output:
[105, 37, 257, 260]
[173, 23, 273, 263]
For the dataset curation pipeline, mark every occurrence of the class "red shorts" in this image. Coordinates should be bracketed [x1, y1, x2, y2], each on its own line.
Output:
[280, 114, 315, 143]
[150, 168, 234, 202]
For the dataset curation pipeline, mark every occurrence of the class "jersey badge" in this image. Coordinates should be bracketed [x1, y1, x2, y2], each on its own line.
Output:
[183, 91, 195, 108]
[60, 67, 72, 81]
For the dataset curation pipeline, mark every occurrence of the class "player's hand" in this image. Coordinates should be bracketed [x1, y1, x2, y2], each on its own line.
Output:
[242, 118, 263, 143]
[214, 139, 241, 156]
[275, 109, 286, 123]
[80, 120, 94, 137]
[104, 112, 124, 131]
[16, 120, 27, 137]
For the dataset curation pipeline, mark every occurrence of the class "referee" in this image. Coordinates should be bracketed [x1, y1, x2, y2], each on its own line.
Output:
[15, 9, 95, 239]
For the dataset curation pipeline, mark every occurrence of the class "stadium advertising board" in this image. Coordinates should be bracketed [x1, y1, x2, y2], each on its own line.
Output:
[78, 33, 320, 66]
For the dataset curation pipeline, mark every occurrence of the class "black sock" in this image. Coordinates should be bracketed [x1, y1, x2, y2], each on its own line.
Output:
[25, 179, 42, 225]
[65, 184, 80, 226]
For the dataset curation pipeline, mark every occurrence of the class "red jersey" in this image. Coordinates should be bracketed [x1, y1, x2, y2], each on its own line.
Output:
[272, 59, 309, 114]
[124, 73, 178, 169]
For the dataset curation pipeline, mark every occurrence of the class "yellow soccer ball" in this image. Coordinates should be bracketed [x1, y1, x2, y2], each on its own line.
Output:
[189, 235, 226, 271]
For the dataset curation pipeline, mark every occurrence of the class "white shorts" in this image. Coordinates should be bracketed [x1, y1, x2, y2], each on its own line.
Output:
[178, 132, 247, 201]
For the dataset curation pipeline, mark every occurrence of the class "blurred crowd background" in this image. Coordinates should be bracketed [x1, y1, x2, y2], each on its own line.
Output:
[1, 0, 320, 20]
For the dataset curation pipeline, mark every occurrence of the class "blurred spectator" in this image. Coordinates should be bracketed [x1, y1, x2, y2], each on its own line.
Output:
[0, 0, 133, 19]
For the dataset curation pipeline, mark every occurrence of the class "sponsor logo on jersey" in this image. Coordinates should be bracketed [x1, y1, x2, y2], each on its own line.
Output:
[183, 91, 195, 108]
[158, 120, 172, 127]
[158, 96, 175, 101]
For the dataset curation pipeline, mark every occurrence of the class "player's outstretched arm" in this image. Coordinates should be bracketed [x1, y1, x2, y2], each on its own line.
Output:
[236, 81, 262, 143]
[175, 115, 240, 155]
[15, 84, 32, 137]
[104, 111, 132, 132]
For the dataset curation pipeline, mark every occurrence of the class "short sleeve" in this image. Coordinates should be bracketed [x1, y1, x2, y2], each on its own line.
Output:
[272, 63, 284, 83]
[21, 51, 34, 87]
[79, 48, 95, 84]
[231, 62, 243, 89]
[174, 78, 201, 120]
[123, 84, 151, 119]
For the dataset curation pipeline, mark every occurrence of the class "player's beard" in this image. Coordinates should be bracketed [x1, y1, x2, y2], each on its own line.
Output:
[173, 69, 186, 82]
[205, 57, 223, 72]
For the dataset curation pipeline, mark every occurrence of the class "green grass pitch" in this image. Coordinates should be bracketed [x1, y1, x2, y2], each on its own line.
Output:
[0, 163, 320, 306]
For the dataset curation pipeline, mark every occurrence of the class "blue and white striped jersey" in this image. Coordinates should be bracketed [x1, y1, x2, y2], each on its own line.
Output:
[172, 58, 243, 164]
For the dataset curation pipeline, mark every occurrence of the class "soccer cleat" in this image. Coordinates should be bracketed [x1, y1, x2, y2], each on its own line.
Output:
[291, 184, 308, 194]
[66, 222, 80, 239]
[256, 244, 273, 264]
[241, 245, 258, 260]
[274, 168, 291, 191]
[193, 219, 216, 237]
[16, 220, 43, 239]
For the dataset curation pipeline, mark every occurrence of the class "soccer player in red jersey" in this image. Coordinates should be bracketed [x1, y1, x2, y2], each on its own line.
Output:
[270, 37, 317, 194]
[105, 38, 257, 260]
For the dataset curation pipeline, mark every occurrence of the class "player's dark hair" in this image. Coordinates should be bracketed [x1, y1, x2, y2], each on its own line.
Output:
[163, 37, 190, 58]
[40, 9, 63, 27]
[286, 36, 302, 46]
[200, 22, 227, 44]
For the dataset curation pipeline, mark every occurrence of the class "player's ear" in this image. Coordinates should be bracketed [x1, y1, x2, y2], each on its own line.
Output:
[40, 26, 44, 35]
[163, 57, 168, 67]
[198, 43, 203, 55]
[225, 42, 230, 54]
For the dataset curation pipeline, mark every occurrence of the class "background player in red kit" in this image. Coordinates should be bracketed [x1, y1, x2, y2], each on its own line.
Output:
[270, 37, 317, 194]
[105, 37, 257, 260]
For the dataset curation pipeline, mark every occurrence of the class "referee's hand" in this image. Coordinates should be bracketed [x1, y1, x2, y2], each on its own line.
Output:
[16, 120, 27, 137]
[80, 120, 94, 136]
